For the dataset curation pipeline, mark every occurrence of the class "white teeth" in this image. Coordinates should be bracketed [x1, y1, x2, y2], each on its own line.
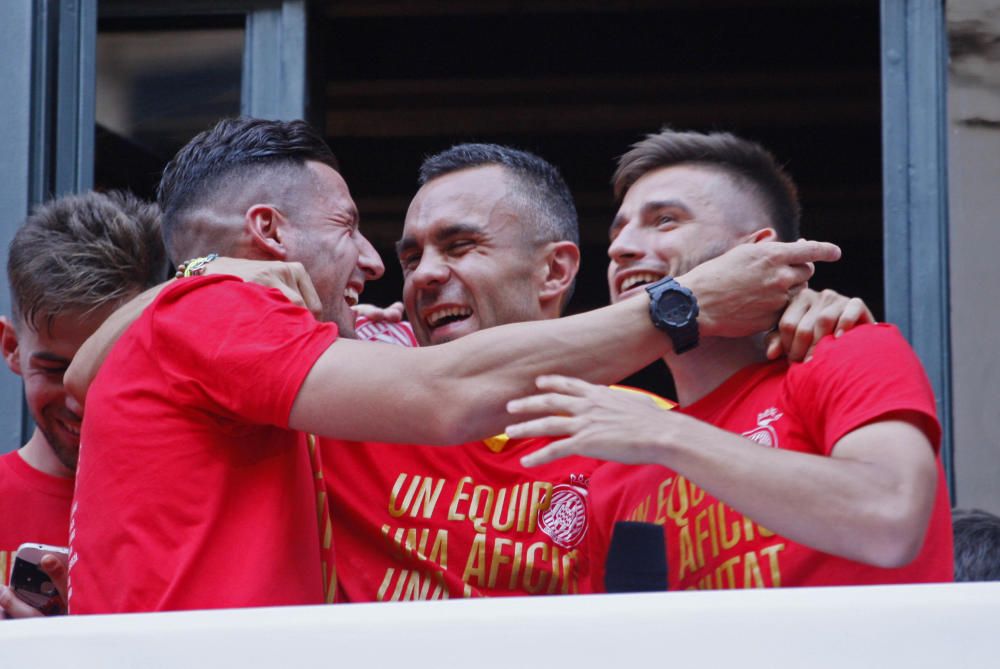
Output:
[619, 272, 664, 293]
[344, 287, 359, 307]
[427, 306, 472, 328]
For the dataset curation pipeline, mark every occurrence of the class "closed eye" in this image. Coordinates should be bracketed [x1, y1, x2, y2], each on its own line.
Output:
[399, 253, 421, 273]
[446, 239, 476, 254]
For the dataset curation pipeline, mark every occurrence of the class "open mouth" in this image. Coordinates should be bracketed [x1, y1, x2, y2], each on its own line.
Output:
[426, 306, 473, 329]
[617, 271, 665, 294]
[344, 286, 359, 307]
[57, 420, 81, 438]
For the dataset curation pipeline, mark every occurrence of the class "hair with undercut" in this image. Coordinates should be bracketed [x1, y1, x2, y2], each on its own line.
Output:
[613, 129, 801, 242]
[8, 190, 167, 332]
[418, 143, 580, 248]
[157, 117, 340, 258]
[953, 508, 1000, 582]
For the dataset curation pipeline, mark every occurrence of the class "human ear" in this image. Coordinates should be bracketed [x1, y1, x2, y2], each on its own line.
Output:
[746, 227, 779, 244]
[0, 317, 23, 376]
[538, 241, 581, 308]
[245, 204, 289, 260]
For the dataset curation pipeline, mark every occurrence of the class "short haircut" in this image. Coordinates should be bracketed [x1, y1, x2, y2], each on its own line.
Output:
[418, 143, 580, 247]
[953, 508, 1000, 582]
[613, 129, 801, 241]
[8, 190, 167, 331]
[157, 117, 340, 257]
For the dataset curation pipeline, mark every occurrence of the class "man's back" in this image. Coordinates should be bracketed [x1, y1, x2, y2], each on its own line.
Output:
[70, 276, 337, 613]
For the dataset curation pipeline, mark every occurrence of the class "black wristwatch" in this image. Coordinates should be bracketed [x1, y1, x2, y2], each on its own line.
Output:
[645, 276, 700, 354]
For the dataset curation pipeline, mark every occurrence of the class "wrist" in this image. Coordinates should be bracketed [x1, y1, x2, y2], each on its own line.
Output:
[672, 270, 721, 338]
[645, 276, 700, 353]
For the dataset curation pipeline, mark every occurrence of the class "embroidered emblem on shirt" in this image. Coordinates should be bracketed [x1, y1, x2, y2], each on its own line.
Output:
[741, 407, 784, 448]
[538, 478, 590, 549]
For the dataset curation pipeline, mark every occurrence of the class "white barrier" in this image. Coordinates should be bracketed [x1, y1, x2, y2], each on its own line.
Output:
[2, 583, 998, 668]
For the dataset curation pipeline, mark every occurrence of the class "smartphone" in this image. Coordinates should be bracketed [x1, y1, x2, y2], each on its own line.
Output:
[10, 543, 69, 615]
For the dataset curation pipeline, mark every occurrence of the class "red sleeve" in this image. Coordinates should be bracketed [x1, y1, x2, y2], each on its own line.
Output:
[784, 324, 941, 455]
[149, 275, 338, 428]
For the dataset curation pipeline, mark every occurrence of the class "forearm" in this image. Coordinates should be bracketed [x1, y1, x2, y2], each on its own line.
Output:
[652, 414, 937, 567]
[430, 294, 668, 439]
[294, 293, 670, 445]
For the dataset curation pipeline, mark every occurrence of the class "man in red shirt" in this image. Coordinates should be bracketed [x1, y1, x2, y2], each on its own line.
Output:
[0, 191, 167, 617]
[508, 129, 953, 589]
[68, 119, 842, 613]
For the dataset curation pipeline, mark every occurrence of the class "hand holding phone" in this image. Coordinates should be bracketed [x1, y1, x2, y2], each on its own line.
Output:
[8, 543, 69, 616]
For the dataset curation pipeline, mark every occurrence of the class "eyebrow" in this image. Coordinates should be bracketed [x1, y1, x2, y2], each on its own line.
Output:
[30, 352, 70, 364]
[395, 222, 484, 258]
[609, 199, 693, 238]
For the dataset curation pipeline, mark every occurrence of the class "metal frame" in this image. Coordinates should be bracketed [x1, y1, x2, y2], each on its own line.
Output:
[880, 0, 953, 497]
[243, 1, 309, 121]
[102, 0, 309, 121]
[0, 0, 98, 453]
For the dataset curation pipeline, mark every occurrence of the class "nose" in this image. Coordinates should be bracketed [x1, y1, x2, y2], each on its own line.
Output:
[407, 247, 450, 291]
[355, 231, 384, 280]
[607, 220, 645, 265]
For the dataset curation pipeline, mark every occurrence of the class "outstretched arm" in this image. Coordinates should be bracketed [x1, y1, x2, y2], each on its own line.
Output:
[289, 240, 839, 444]
[506, 374, 937, 568]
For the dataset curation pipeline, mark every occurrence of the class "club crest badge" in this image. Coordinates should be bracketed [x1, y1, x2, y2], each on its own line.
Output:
[538, 475, 590, 549]
[741, 407, 784, 448]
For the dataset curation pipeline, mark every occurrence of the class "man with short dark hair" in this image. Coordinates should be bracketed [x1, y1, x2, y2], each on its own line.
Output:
[326, 144, 599, 600]
[0, 191, 167, 616]
[69, 119, 841, 613]
[508, 128, 953, 588]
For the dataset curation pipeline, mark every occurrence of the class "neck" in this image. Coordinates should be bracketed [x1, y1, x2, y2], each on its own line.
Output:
[18, 428, 74, 478]
[665, 335, 767, 406]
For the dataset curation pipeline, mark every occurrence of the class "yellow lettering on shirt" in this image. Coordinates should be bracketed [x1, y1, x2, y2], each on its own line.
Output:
[389, 474, 446, 519]
[462, 532, 488, 587]
[447, 476, 473, 521]
[469, 484, 496, 534]
[743, 549, 764, 588]
[527, 482, 553, 533]
[666, 476, 690, 527]
[522, 541, 549, 594]
[654, 476, 673, 525]
[760, 543, 785, 587]
[678, 523, 698, 578]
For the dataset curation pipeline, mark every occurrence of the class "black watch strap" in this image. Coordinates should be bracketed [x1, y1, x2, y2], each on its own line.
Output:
[645, 277, 700, 354]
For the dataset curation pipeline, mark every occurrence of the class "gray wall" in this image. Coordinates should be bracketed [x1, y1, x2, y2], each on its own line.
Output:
[948, 0, 1000, 514]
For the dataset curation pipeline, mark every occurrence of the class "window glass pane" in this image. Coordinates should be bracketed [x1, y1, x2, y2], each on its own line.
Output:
[95, 26, 243, 198]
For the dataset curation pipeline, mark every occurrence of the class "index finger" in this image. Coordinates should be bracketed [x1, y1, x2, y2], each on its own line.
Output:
[776, 240, 842, 265]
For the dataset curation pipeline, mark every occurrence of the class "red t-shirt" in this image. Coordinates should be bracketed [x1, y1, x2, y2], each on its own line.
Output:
[589, 324, 953, 591]
[0, 451, 73, 584]
[324, 436, 602, 601]
[69, 276, 338, 613]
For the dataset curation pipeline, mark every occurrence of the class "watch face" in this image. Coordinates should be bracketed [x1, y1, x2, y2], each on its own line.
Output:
[660, 291, 695, 326]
